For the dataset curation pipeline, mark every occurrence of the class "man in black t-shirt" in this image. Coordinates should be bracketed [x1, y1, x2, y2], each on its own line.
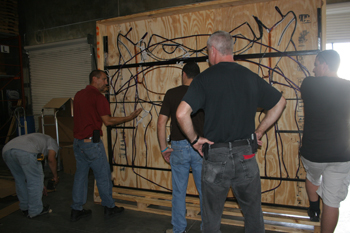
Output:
[176, 31, 286, 233]
[300, 50, 350, 232]
[157, 62, 204, 233]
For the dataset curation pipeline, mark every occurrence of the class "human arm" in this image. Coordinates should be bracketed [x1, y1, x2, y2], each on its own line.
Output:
[101, 108, 142, 126]
[157, 114, 173, 163]
[176, 101, 213, 156]
[47, 149, 59, 184]
[255, 96, 286, 144]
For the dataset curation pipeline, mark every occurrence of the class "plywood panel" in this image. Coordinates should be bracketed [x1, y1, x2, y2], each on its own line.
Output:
[97, 0, 323, 208]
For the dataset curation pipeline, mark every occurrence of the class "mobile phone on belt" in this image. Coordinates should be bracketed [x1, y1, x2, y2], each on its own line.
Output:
[251, 133, 258, 153]
[93, 130, 100, 143]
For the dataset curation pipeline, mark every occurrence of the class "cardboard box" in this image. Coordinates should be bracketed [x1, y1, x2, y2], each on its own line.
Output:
[39, 97, 74, 144]
[43, 98, 73, 117]
[61, 145, 76, 175]
[38, 116, 74, 144]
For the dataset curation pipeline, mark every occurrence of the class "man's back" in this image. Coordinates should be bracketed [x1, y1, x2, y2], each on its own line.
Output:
[2, 133, 58, 155]
[301, 76, 350, 162]
[183, 62, 281, 142]
[160, 85, 204, 141]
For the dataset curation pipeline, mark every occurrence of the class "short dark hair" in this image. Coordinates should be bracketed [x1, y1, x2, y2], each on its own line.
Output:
[182, 62, 200, 79]
[316, 50, 340, 72]
[89, 70, 105, 84]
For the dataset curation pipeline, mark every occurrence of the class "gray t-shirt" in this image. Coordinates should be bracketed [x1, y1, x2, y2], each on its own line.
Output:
[2, 133, 59, 156]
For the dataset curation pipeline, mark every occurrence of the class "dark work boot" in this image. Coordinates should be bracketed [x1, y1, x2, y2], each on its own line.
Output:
[70, 209, 92, 222]
[22, 210, 28, 217]
[104, 206, 124, 219]
[307, 208, 320, 222]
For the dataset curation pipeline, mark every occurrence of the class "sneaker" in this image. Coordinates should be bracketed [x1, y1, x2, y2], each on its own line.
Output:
[104, 206, 124, 219]
[307, 208, 320, 222]
[22, 210, 28, 217]
[164, 229, 186, 233]
[70, 209, 92, 222]
[28, 204, 51, 218]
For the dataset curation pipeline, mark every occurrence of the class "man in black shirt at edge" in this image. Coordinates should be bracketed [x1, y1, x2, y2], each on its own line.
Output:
[300, 50, 350, 233]
[176, 31, 286, 233]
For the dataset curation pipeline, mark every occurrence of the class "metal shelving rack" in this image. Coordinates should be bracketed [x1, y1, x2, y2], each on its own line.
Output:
[0, 34, 25, 143]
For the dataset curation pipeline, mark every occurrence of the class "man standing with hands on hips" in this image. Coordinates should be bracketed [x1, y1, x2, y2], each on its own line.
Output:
[71, 70, 141, 221]
[176, 31, 286, 233]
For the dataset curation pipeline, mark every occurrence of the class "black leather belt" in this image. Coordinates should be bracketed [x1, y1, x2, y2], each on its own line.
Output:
[209, 139, 250, 149]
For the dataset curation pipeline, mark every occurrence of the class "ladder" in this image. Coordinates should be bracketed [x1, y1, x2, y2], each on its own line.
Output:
[14, 106, 27, 136]
[41, 108, 61, 171]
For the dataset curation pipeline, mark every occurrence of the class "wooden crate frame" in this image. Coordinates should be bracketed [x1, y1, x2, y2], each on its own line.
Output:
[94, 0, 326, 231]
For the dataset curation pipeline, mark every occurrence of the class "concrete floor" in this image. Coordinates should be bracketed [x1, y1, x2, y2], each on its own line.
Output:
[0, 170, 202, 233]
[0, 158, 256, 233]
[0, 152, 349, 233]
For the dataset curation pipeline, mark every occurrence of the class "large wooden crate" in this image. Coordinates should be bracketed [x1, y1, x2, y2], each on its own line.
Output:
[95, 0, 325, 230]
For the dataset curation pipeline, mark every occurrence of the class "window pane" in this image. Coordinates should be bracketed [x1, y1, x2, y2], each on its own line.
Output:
[324, 43, 350, 80]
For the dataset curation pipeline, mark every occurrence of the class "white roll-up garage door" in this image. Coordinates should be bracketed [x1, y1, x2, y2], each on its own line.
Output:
[25, 38, 92, 130]
[326, 2, 350, 43]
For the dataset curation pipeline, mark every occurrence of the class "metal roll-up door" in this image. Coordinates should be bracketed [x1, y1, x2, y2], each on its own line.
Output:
[326, 2, 350, 43]
[25, 38, 92, 130]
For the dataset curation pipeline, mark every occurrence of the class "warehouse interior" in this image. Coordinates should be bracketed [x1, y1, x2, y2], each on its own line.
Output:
[1, 0, 350, 232]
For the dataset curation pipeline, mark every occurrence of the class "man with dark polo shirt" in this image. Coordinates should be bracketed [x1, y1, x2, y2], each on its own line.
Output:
[157, 62, 204, 233]
[71, 70, 141, 222]
[176, 31, 286, 233]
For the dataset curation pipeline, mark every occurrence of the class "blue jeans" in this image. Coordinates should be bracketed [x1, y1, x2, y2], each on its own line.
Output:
[202, 144, 264, 233]
[170, 139, 203, 233]
[71, 138, 115, 210]
[3, 149, 44, 217]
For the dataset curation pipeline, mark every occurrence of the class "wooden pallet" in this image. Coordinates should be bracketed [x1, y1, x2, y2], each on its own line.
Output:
[0, 179, 18, 219]
[94, 187, 320, 233]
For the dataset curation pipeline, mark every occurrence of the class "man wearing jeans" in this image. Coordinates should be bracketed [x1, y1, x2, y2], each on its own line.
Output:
[71, 70, 141, 221]
[2, 133, 59, 218]
[176, 31, 286, 233]
[157, 62, 204, 233]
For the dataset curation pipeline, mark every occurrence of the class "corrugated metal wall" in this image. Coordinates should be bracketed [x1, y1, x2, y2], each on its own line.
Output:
[24, 38, 91, 130]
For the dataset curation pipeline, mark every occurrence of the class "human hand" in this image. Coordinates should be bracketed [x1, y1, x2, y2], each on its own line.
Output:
[47, 177, 58, 192]
[255, 131, 263, 146]
[161, 148, 173, 163]
[53, 176, 59, 185]
[192, 137, 214, 157]
[130, 108, 142, 119]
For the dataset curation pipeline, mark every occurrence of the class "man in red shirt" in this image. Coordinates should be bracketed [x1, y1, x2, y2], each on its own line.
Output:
[71, 70, 141, 222]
